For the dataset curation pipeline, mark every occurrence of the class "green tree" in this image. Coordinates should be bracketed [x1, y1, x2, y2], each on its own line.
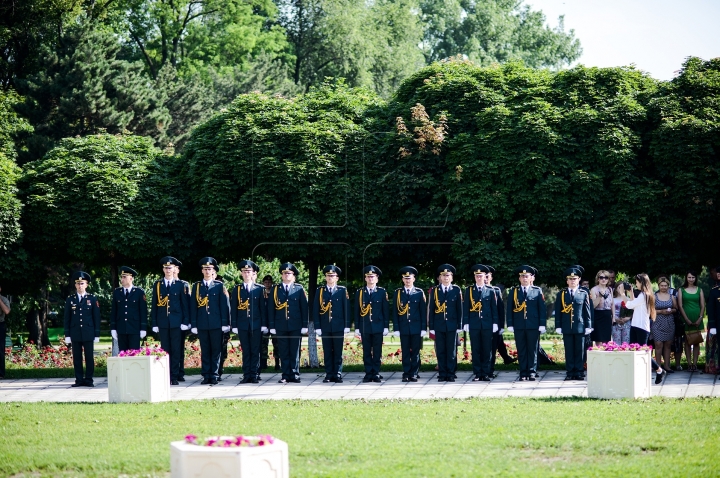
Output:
[648, 57, 720, 269]
[419, 0, 581, 68]
[19, 133, 196, 283]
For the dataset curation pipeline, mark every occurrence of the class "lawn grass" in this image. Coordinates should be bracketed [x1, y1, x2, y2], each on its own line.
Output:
[1, 398, 718, 477]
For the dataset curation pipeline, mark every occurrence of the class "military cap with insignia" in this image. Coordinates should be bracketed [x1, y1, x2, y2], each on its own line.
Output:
[363, 265, 382, 277]
[437, 263, 456, 275]
[471, 264, 490, 274]
[160, 256, 181, 267]
[279, 262, 299, 276]
[71, 271, 91, 283]
[564, 267, 582, 278]
[323, 265, 342, 275]
[199, 257, 219, 272]
[119, 266, 138, 278]
[514, 265, 535, 275]
[399, 266, 418, 278]
[486, 265, 496, 274]
[570, 264, 585, 276]
[238, 260, 260, 272]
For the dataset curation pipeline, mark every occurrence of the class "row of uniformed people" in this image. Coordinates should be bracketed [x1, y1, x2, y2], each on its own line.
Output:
[63, 259, 597, 387]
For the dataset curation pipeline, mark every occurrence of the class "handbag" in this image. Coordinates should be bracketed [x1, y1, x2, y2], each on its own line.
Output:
[685, 328, 704, 346]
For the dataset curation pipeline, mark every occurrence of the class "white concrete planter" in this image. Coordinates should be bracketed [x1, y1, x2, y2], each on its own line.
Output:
[107, 355, 170, 403]
[170, 438, 289, 478]
[587, 350, 651, 399]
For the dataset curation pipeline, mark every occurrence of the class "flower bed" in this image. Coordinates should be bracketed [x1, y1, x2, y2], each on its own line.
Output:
[171, 435, 288, 478]
[6, 340, 109, 369]
[118, 345, 167, 358]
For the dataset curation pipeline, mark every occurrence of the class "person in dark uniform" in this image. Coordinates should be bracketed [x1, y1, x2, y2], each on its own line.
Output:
[173, 262, 191, 382]
[554, 267, 593, 380]
[260, 275, 280, 371]
[190, 257, 230, 385]
[268, 262, 309, 384]
[313, 265, 350, 383]
[211, 269, 232, 381]
[63, 272, 101, 387]
[463, 264, 499, 381]
[707, 267, 719, 358]
[429, 264, 463, 382]
[571, 264, 593, 368]
[392, 266, 427, 382]
[110, 266, 147, 352]
[354, 265, 390, 383]
[486, 266, 515, 377]
[151, 256, 190, 385]
[230, 260, 267, 384]
[506, 265, 547, 381]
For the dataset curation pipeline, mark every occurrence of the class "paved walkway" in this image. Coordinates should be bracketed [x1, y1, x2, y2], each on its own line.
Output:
[1, 369, 719, 402]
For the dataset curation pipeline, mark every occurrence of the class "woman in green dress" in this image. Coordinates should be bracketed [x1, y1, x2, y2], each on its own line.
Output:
[677, 270, 705, 372]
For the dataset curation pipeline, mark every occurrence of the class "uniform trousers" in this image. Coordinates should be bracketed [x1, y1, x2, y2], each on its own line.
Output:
[71, 340, 94, 384]
[400, 333, 422, 378]
[0, 322, 6, 377]
[514, 329, 540, 378]
[470, 329, 493, 377]
[218, 331, 231, 377]
[117, 333, 140, 352]
[178, 329, 188, 378]
[261, 332, 280, 369]
[435, 329, 458, 379]
[237, 329, 262, 378]
[159, 327, 183, 381]
[197, 328, 223, 379]
[563, 333, 585, 376]
[276, 329, 301, 381]
[321, 333, 344, 378]
[362, 331, 383, 377]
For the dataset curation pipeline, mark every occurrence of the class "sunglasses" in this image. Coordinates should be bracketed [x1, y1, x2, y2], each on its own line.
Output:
[598, 276, 608, 280]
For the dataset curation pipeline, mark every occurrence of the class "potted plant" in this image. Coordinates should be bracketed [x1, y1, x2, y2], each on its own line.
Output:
[107, 345, 170, 403]
[587, 342, 653, 399]
[170, 434, 289, 478]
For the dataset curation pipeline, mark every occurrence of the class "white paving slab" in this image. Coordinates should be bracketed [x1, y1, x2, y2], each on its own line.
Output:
[1, 370, 717, 402]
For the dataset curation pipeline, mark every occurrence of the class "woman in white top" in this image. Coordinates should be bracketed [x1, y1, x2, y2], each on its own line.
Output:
[625, 273, 664, 384]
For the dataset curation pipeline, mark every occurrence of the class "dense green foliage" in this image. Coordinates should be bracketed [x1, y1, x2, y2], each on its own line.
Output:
[1, 398, 719, 476]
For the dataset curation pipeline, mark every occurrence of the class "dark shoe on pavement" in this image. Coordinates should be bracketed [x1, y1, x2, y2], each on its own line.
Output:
[171, 379, 179, 385]
[447, 377, 456, 382]
[217, 376, 223, 382]
[402, 377, 410, 382]
[278, 378, 288, 384]
[209, 379, 218, 385]
[655, 370, 664, 384]
[251, 378, 259, 384]
[177, 377, 185, 382]
[472, 376, 481, 381]
[201, 378, 210, 385]
[372, 376, 381, 383]
[71, 383, 83, 387]
[528, 376, 536, 381]
[290, 378, 301, 383]
[335, 376, 343, 383]
[409, 377, 418, 382]
[481, 376, 491, 382]
[362, 376, 372, 383]
[323, 376, 331, 383]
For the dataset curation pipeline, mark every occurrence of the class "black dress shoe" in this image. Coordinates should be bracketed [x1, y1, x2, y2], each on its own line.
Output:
[217, 376, 223, 382]
[290, 378, 301, 383]
[481, 376, 491, 382]
[171, 379, 179, 385]
[447, 377, 456, 382]
[323, 377, 331, 383]
[372, 376, 381, 383]
[402, 377, 410, 382]
[564, 376, 573, 381]
[177, 377, 185, 382]
[528, 376, 536, 381]
[409, 377, 418, 382]
[472, 376, 481, 381]
[209, 379, 218, 385]
[251, 378, 259, 384]
[362, 376, 372, 383]
[278, 378, 288, 384]
[240, 377, 251, 384]
[518, 377, 526, 381]
[71, 383, 83, 387]
[438, 377, 446, 382]
[336, 377, 343, 383]
[201, 378, 210, 385]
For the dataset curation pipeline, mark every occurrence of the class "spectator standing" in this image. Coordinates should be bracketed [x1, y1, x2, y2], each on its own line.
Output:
[612, 282, 632, 344]
[678, 270, 705, 372]
[0, 284, 10, 379]
[653, 278, 677, 373]
[590, 270, 613, 345]
[625, 273, 665, 383]
[705, 267, 719, 374]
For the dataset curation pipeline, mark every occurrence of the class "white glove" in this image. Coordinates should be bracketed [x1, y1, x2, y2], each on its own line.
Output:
[710, 328, 717, 335]
[539, 326, 546, 333]
[64, 337, 71, 344]
[140, 330, 146, 338]
[222, 326, 230, 332]
[354, 329, 361, 338]
[492, 324, 498, 333]
[498, 328, 504, 335]
[463, 324, 469, 332]
[191, 328, 198, 334]
[508, 326, 514, 333]
[111, 330, 118, 339]
[180, 324, 190, 331]
[261, 327, 268, 333]
[231, 327, 238, 334]
[316, 329, 322, 337]
[420, 330, 427, 337]
[270, 329, 276, 335]
[556, 328, 562, 335]
[152, 326, 159, 333]
[344, 328, 350, 334]
[585, 328, 592, 335]
[94, 337, 100, 343]
[301, 328, 308, 335]
[429, 330, 435, 335]
[393, 331, 400, 337]
[383, 328, 389, 336]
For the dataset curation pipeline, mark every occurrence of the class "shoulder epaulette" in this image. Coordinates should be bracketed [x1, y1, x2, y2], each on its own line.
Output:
[713, 285, 719, 290]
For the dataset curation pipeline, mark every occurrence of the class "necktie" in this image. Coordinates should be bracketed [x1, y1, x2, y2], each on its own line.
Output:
[285, 285, 289, 293]
[406, 288, 410, 295]
[124, 289, 129, 298]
